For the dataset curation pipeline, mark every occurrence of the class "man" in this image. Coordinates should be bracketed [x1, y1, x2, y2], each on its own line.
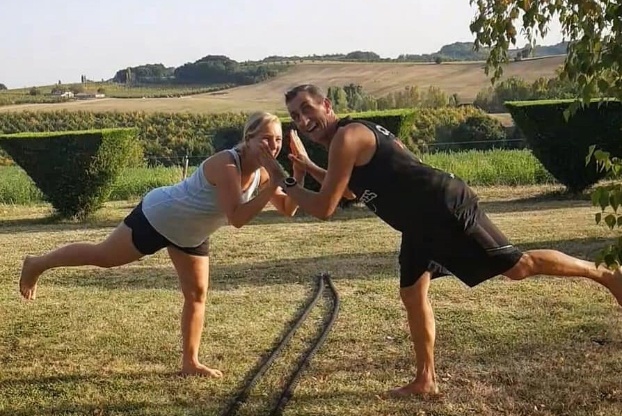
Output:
[258, 84, 622, 397]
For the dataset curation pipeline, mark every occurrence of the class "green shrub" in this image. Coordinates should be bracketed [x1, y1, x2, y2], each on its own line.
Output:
[505, 99, 622, 193]
[0, 149, 555, 206]
[434, 114, 507, 152]
[0, 128, 138, 219]
[0, 110, 246, 166]
[408, 106, 488, 152]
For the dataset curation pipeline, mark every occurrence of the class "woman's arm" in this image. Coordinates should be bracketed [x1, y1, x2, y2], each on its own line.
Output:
[207, 153, 278, 228]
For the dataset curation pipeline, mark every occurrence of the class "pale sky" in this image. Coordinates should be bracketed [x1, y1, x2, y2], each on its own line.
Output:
[1, 0, 564, 88]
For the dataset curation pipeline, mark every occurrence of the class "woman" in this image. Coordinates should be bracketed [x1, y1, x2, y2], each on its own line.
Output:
[19, 111, 303, 377]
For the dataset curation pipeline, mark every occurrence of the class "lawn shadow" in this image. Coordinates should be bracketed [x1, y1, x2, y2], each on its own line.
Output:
[47, 235, 616, 292]
[0, 370, 377, 416]
[0, 190, 595, 235]
[0, 370, 230, 416]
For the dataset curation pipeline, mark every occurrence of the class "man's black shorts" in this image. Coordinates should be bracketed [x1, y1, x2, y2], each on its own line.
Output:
[123, 201, 209, 257]
[399, 200, 523, 288]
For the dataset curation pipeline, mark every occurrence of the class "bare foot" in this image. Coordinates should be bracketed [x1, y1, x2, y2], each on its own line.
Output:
[385, 379, 440, 398]
[607, 268, 622, 307]
[19, 255, 43, 300]
[181, 362, 223, 378]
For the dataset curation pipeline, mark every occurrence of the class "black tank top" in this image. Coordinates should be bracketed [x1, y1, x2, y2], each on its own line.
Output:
[341, 117, 476, 232]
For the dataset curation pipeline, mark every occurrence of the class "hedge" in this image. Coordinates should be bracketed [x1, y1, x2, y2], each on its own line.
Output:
[0, 107, 486, 166]
[505, 99, 622, 192]
[0, 128, 138, 219]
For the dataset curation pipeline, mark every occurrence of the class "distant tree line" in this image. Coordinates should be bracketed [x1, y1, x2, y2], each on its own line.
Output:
[326, 83, 459, 112]
[473, 75, 582, 113]
[108, 41, 570, 88]
[112, 56, 288, 86]
[260, 41, 568, 64]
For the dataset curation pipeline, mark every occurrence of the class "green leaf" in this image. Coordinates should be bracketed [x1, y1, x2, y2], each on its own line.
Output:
[605, 214, 617, 229]
[611, 193, 621, 213]
[594, 149, 611, 162]
[599, 188, 610, 211]
[604, 253, 617, 267]
[586, 144, 596, 166]
[592, 187, 603, 207]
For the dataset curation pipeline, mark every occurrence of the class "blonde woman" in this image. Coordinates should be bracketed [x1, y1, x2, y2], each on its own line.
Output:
[19, 111, 303, 377]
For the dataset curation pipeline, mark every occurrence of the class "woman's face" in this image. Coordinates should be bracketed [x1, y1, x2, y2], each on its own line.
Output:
[247, 121, 283, 159]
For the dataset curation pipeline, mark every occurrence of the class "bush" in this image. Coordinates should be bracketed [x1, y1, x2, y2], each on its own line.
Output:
[505, 99, 622, 193]
[434, 114, 507, 152]
[0, 110, 247, 166]
[408, 106, 488, 152]
[0, 128, 139, 219]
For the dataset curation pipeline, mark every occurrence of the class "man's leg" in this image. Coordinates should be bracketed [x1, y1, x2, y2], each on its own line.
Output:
[468, 209, 622, 306]
[389, 271, 440, 396]
[503, 249, 622, 305]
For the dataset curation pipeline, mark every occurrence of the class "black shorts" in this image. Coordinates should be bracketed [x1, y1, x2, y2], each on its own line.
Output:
[123, 201, 209, 257]
[399, 200, 523, 288]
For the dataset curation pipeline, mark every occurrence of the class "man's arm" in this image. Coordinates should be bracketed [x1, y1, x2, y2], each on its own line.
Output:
[287, 130, 356, 200]
[260, 166, 305, 217]
[303, 163, 357, 200]
[283, 128, 360, 220]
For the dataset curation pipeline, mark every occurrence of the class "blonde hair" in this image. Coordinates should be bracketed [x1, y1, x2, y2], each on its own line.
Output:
[243, 111, 281, 143]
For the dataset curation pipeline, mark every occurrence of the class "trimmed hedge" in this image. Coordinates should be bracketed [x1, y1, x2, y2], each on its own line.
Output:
[0, 128, 138, 219]
[505, 99, 622, 192]
[0, 107, 489, 165]
[0, 110, 247, 166]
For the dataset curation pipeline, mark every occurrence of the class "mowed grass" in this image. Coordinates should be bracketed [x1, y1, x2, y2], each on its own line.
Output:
[0, 149, 555, 205]
[1, 185, 622, 415]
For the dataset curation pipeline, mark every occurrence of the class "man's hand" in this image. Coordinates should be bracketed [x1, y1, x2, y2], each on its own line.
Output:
[288, 129, 314, 174]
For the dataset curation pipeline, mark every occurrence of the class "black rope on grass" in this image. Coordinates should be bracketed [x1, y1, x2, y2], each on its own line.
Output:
[269, 273, 341, 416]
[220, 274, 326, 416]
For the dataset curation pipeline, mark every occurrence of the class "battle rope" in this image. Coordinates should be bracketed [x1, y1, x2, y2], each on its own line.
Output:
[220, 273, 339, 416]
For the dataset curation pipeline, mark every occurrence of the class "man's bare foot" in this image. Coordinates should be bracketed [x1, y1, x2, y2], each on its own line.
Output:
[19, 255, 43, 300]
[386, 379, 440, 398]
[607, 268, 622, 307]
[181, 362, 223, 378]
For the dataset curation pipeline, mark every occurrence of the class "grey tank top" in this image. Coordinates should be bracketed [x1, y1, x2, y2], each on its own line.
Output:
[141, 149, 261, 248]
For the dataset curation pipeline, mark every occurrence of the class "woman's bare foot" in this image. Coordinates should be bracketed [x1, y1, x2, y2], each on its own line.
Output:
[386, 378, 439, 398]
[181, 362, 223, 378]
[19, 255, 43, 300]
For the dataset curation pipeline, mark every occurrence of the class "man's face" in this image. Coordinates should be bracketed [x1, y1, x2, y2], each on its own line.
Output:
[286, 91, 333, 143]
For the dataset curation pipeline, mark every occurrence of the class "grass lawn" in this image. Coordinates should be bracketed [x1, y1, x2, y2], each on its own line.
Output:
[1, 185, 621, 416]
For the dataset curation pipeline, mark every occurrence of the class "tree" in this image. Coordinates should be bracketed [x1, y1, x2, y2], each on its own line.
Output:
[0, 83, 7, 90]
[469, 0, 622, 267]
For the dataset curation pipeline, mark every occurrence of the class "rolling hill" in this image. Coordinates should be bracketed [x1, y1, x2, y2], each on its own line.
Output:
[0, 55, 565, 114]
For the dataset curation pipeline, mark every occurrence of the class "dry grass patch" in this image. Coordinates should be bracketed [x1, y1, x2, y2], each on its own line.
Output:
[1, 185, 621, 415]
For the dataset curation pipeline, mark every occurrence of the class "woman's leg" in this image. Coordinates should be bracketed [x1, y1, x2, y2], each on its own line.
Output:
[19, 223, 144, 300]
[167, 245, 222, 378]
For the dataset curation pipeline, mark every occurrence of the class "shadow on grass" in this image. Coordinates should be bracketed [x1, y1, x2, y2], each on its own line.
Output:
[46, 235, 617, 293]
[0, 373, 374, 416]
[0, 190, 595, 234]
[0, 370, 232, 415]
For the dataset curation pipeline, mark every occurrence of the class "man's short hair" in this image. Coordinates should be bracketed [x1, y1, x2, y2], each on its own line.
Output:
[284, 84, 325, 103]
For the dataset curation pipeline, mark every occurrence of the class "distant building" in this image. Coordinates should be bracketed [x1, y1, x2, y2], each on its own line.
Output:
[74, 92, 106, 100]
[51, 90, 74, 98]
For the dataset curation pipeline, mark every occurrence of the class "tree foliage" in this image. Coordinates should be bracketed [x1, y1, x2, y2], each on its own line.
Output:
[470, 0, 622, 268]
